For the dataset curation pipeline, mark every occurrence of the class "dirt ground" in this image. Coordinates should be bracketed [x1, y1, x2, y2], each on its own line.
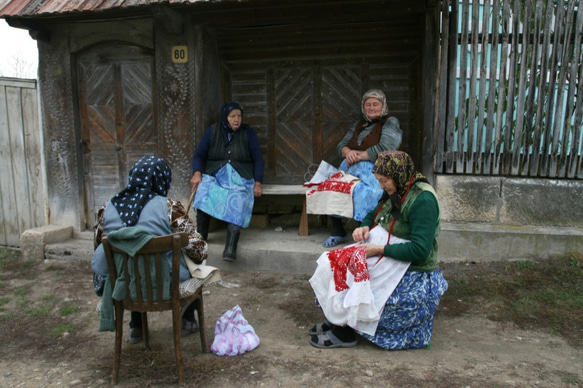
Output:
[0, 256, 582, 388]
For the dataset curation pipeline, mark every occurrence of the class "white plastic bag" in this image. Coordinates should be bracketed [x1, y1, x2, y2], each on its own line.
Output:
[210, 305, 260, 356]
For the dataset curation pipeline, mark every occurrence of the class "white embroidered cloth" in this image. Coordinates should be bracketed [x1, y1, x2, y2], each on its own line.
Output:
[306, 171, 360, 218]
[309, 225, 410, 336]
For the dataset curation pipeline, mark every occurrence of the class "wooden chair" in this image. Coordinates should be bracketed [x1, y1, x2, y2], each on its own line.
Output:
[102, 232, 209, 384]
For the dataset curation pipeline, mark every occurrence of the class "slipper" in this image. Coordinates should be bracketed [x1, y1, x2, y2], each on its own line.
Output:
[310, 331, 357, 349]
[322, 235, 347, 248]
[308, 320, 333, 336]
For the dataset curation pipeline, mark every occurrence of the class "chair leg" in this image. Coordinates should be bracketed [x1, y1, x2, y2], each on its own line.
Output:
[194, 295, 208, 353]
[112, 305, 124, 385]
[172, 306, 185, 384]
[142, 312, 150, 348]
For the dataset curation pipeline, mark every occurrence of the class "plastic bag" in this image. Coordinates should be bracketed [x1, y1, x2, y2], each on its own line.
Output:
[210, 305, 260, 356]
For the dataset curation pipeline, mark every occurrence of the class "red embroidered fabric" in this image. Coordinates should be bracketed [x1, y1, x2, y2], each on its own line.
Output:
[313, 172, 355, 194]
[327, 245, 370, 292]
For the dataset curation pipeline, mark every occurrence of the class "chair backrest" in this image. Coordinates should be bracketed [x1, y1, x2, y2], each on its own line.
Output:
[102, 233, 189, 313]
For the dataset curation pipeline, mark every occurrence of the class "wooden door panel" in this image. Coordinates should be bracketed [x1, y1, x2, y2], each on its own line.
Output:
[274, 68, 314, 180]
[122, 63, 155, 145]
[320, 66, 362, 166]
[78, 46, 155, 227]
[230, 64, 363, 183]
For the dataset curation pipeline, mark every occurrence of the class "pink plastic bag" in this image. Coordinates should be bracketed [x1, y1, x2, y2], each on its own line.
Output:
[210, 305, 260, 356]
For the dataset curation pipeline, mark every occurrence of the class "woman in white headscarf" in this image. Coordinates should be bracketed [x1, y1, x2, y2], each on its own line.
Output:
[307, 89, 403, 247]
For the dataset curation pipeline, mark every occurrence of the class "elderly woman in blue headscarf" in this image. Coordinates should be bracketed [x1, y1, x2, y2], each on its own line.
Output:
[190, 102, 265, 262]
[92, 155, 208, 343]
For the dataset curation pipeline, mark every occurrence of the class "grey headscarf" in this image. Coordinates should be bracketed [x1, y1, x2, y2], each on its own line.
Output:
[360, 89, 389, 122]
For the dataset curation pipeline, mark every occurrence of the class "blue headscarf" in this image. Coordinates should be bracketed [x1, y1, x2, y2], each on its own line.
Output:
[111, 155, 172, 227]
[219, 102, 244, 131]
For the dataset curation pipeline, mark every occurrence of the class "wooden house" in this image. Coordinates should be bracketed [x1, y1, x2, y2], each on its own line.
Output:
[1, 0, 582, 262]
[1, 0, 440, 230]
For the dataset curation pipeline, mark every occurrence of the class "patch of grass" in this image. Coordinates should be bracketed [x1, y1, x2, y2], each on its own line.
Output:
[440, 253, 583, 347]
[0, 247, 19, 265]
[0, 313, 17, 323]
[0, 247, 22, 272]
[25, 304, 52, 317]
[0, 297, 10, 305]
[48, 323, 74, 337]
[13, 288, 28, 297]
[59, 305, 80, 316]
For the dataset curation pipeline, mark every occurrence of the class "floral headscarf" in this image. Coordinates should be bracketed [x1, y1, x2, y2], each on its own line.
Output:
[361, 89, 389, 122]
[111, 155, 172, 226]
[372, 150, 427, 219]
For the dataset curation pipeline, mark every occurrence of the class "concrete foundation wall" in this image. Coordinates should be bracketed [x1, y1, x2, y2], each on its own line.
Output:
[435, 175, 583, 227]
[435, 175, 583, 261]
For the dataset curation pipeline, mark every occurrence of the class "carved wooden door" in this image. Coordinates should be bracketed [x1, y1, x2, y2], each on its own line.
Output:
[77, 44, 156, 227]
[269, 65, 362, 182]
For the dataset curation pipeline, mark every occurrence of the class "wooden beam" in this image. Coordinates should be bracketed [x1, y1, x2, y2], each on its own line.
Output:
[152, 4, 183, 35]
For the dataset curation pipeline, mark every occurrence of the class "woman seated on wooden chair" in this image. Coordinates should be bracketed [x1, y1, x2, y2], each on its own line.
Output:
[91, 155, 208, 344]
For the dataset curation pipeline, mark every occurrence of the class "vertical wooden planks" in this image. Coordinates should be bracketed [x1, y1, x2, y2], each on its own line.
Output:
[0, 79, 44, 246]
[0, 83, 16, 246]
[21, 83, 44, 230]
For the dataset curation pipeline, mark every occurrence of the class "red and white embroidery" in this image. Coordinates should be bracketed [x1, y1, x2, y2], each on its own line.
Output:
[328, 245, 370, 292]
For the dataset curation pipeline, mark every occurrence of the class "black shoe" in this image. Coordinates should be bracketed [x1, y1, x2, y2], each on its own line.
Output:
[181, 319, 199, 337]
[129, 328, 143, 344]
[223, 254, 236, 262]
[223, 224, 240, 261]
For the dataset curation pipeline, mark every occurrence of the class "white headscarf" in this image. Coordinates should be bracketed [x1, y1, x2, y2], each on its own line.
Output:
[360, 89, 389, 122]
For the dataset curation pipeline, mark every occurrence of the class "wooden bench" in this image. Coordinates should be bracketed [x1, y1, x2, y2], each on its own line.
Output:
[261, 184, 309, 236]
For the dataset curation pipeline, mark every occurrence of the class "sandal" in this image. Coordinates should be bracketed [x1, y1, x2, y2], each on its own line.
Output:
[308, 320, 332, 336]
[322, 235, 347, 248]
[310, 331, 357, 349]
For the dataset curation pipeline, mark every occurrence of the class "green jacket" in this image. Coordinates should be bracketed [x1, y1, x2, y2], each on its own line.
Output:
[361, 182, 440, 272]
[99, 227, 171, 332]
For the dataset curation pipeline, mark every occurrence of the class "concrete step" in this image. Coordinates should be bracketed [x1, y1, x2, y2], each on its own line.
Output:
[42, 223, 583, 275]
[44, 226, 335, 275]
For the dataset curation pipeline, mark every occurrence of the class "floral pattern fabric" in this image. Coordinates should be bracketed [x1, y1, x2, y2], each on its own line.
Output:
[356, 268, 448, 350]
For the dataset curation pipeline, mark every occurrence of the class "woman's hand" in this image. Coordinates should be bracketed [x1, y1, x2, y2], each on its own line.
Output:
[352, 226, 370, 242]
[345, 150, 361, 166]
[360, 243, 385, 258]
[253, 182, 262, 197]
[190, 171, 202, 191]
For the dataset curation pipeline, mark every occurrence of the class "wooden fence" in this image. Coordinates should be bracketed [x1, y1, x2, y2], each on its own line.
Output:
[434, 0, 583, 178]
[0, 77, 46, 246]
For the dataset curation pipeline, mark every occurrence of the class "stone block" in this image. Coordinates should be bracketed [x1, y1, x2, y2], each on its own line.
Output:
[20, 225, 73, 262]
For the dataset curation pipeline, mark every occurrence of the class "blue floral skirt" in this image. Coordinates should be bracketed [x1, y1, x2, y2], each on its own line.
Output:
[356, 268, 448, 350]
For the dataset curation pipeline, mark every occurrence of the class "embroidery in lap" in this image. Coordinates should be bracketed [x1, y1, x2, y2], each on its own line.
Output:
[328, 245, 370, 292]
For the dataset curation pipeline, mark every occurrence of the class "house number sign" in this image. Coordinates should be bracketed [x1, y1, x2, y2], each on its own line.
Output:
[172, 45, 188, 63]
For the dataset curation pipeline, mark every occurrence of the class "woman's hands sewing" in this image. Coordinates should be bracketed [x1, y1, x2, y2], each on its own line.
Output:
[352, 226, 384, 258]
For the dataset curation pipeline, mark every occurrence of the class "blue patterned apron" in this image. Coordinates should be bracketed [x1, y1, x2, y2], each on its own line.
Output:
[193, 163, 255, 228]
[339, 160, 384, 222]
